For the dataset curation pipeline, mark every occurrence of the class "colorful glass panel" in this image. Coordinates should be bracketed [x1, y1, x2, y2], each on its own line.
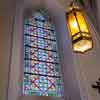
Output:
[23, 11, 63, 97]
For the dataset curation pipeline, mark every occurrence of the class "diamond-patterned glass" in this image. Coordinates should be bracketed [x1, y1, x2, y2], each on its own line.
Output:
[23, 11, 64, 97]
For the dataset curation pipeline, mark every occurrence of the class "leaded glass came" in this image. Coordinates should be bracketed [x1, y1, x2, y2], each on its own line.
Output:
[23, 10, 63, 97]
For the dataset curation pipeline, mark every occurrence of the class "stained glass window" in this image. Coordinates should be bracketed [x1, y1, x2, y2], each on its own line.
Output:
[23, 10, 64, 97]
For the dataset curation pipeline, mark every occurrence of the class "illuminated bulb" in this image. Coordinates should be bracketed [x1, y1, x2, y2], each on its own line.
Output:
[71, 20, 78, 28]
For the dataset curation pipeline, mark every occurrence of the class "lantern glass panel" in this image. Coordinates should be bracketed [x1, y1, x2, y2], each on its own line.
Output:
[68, 13, 79, 36]
[76, 11, 89, 33]
[82, 32, 91, 38]
[73, 39, 92, 52]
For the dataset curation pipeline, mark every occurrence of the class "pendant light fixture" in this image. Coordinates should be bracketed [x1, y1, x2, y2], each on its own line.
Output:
[66, 0, 93, 53]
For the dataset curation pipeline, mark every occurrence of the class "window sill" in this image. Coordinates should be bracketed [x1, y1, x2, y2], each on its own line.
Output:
[20, 95, 64, 100]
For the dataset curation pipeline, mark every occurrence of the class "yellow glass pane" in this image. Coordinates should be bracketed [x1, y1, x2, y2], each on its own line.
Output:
[76, 11, 89, 33]
[82, 32, 91, 37]
[68, 13, 79, 36]
[73, 33, 81, 41]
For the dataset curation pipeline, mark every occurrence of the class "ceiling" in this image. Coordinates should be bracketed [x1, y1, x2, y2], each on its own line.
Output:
[0, 0, 16, 15]
[0, 0, 72, 15]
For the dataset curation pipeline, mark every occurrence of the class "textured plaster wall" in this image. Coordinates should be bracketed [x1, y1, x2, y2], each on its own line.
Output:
[0, 15, 13, 100]
[73, 26, 100, 100]
[0, 0, 16, 100]
[1, 0, 100, 100]
[45, 1, 82, 100]
[72, 1, 100, 100]
[45, 1, 100, 100]
[8, 0, 82, 100]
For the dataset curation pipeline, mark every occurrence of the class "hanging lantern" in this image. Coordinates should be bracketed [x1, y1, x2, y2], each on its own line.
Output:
[66, 2, 93, 53]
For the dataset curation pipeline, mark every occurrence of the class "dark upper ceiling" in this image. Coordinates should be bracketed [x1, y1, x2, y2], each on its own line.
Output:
[0, 0, 71, 15]
[0, 0, 17, 15]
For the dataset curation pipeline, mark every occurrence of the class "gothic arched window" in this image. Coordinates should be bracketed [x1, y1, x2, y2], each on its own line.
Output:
[23, 10, 63, 97]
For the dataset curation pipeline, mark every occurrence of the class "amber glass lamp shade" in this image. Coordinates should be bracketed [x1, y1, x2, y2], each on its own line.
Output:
[66, 7, 93, 53]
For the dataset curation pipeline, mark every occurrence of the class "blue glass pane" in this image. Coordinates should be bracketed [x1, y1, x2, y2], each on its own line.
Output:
[24, 18, 36, 26]
[44, 21, 55, 30]
[24, 36, 57, 50]
[24, 25, 37, 36]
[24, 60, 61, 76]
[36, 20, 44, 28]
[33, 12, 45, 21]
